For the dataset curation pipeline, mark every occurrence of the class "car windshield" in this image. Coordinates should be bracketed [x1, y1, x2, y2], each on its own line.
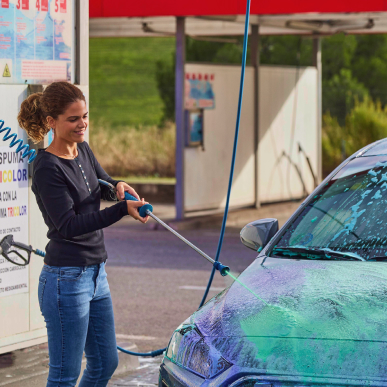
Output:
[272, 156, 387, 261]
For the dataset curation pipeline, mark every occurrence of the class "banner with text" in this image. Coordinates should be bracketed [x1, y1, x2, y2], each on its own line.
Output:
[0, 148, 29, 297]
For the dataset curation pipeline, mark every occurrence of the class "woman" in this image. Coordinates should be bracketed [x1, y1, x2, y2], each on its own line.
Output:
[18, 81, 148, 386]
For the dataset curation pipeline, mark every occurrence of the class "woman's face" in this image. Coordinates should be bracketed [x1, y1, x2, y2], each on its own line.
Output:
[48, 99, 88, 144]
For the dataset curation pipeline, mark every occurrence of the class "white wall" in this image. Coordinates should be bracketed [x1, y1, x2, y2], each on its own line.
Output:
[183, 64, 318, 212]
[258, 66, 318, 203]
[184, 63, 255, 212]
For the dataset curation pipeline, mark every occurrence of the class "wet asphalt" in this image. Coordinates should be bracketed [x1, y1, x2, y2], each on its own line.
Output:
[104, 218, 259, 354]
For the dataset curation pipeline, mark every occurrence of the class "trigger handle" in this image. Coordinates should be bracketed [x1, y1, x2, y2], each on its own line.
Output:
[124, 192, 153, 217]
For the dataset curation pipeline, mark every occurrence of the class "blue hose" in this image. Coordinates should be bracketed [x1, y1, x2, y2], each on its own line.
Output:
[0, 120, 36, 163]
[119, 0, 252, 357]
[34, 249, 46, 257]
[199, 0, 251, 307]
[117, 346, 165, 357]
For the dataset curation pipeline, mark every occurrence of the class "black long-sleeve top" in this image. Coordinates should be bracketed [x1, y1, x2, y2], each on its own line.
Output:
[32, 141, 128, 266]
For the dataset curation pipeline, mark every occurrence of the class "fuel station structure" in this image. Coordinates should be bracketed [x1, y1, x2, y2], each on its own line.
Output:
[90, 1, 387, 220]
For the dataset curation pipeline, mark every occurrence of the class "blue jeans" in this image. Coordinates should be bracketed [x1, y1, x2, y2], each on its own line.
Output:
[38, 262, 119, 387]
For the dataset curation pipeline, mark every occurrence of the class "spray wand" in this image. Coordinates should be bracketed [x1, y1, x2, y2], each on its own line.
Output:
[99, 179, 230, 277]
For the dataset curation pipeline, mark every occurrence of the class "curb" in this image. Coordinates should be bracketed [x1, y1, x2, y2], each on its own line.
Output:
[162, 201, 302, 232]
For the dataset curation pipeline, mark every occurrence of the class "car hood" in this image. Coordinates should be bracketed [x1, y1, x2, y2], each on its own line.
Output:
[188, 257, 387, 381]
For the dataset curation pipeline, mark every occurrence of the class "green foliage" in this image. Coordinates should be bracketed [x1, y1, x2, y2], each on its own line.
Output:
[351, 35, 387, 106]
[212, 43, 245, 64]
[155, 55, 175, 124]
[260, 35, 312, 66]
[322, 98, 387, 176]
[89, 34, 387, 131]
[346, 98, 387, 152]
[322, 34, 357, 80]
[89, 37, 175, 127]
[322, 69, 368, 126]
[322, 113, 345, 177]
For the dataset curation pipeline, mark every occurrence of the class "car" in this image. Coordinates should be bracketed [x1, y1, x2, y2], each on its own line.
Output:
[158, 138, 387, 387]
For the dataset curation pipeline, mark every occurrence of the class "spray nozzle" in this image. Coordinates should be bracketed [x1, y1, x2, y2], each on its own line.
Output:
[213, 261, 230, 277]
[0, 235, 31, 266]
[0, 235, 45, 267]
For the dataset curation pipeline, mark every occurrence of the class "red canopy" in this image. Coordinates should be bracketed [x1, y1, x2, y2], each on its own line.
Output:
[90, 0, 387, 18]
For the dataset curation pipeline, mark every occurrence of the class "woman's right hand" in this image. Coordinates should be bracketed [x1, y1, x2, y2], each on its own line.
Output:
[126, 199, 149, 223]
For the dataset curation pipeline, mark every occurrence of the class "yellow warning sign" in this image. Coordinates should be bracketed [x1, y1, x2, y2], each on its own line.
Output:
[2, 64, 11, 77]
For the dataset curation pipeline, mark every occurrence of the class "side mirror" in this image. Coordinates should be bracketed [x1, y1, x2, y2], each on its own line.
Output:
[240, 218, 279, 251]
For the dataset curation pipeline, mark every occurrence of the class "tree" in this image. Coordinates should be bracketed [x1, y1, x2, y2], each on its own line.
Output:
[155, 55, 175, 124]
[352, 35, 387, 106]
[322, 34, 357, 80]
[323, 69, 368, 126]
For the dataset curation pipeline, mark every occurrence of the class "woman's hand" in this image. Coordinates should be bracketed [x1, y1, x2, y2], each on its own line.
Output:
[115, 182, 140, 201]
[126, 199, 149, 223]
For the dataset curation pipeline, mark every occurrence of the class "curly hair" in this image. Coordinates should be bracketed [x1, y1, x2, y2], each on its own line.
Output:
[18, 82, 86, 143]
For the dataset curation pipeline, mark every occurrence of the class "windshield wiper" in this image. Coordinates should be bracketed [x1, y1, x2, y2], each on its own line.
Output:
[271, 246, 365, 261]
[365, 256, 387, 261]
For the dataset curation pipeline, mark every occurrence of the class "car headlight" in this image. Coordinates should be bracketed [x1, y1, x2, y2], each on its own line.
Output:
[166, 323, 232, 379]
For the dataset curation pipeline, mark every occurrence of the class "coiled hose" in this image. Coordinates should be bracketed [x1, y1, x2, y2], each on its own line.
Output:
[0, 120, 36, 163]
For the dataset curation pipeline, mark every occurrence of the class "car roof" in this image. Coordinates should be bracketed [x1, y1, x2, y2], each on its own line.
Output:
[357, 138, 387, 157]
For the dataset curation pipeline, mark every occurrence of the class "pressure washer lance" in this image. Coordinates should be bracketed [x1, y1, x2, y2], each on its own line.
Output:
[0, 234, 45, 266]
[98, 179, 230, 276]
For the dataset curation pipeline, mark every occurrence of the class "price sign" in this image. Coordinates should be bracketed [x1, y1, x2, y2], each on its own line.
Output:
[0, 0, 74, 84]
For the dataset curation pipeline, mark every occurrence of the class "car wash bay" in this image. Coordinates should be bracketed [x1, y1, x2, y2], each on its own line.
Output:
[91, 2, 387, 221]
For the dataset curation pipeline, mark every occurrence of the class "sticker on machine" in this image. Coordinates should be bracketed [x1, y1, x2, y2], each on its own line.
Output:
[0, 59, 13, 83]
[21, 59, 66, 81]
[0, 144, 29, 298]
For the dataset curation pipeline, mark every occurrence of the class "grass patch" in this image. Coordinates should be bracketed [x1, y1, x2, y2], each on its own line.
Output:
[90, 123, 175, 177]
[89, 37, 175, 127]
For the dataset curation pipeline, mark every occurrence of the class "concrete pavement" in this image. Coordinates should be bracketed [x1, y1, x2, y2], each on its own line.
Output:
[109, 357, 162, 387]
[0, 341, 139, 387]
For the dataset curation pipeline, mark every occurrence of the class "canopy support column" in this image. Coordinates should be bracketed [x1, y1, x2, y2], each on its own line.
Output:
[175, 17, 186, 220]
[313, 37, 322, 183]
[251, 24, 260, 208]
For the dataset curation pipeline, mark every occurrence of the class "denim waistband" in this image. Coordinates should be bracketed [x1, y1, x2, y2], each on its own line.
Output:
[42, 263, 103, 274]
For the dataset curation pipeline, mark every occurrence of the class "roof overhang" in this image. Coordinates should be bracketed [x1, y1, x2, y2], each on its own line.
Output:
[90, 0, 387, 18]
[90, 12, 387, 38]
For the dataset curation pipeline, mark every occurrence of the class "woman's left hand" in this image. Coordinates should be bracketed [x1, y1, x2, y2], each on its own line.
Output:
[115, 182, 140, 201]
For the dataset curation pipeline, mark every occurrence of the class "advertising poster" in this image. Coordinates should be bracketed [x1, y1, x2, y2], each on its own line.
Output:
[0, 0, 73, 84]
[0, 143, 29, 297]
[185, 72, 215, 110]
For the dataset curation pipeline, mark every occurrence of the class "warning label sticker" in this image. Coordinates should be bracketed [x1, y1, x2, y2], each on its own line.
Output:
[0, 59, 12, 83]
[2, 63, 10, 77]
[21, 60, 66, 81]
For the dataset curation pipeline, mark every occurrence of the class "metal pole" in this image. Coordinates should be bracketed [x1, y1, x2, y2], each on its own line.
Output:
[313, 38, 322, 183]
[75, 0, 89, 85]
[251, 24, 260, 208]
[146, 211, 215, 265]
[175, 17, 186, 220]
